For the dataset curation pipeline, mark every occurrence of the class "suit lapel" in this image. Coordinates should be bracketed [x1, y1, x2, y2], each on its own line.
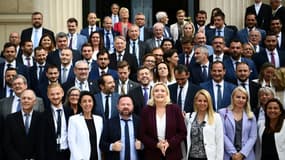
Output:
[16, 112, 26, 135]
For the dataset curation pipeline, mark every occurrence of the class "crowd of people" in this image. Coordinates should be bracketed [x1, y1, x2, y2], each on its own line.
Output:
[0, 0, 285, 160]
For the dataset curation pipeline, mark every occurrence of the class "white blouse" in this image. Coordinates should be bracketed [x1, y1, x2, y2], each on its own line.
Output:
[156, 113, 166, 141]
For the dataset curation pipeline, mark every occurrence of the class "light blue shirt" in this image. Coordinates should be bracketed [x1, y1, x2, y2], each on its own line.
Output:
[120, 116, 137, 160]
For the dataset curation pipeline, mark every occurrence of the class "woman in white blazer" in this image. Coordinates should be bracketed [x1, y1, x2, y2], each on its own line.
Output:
[185, 89, 224, 160]
[256, 98, 285, 160]
[68, 91, 103, 160]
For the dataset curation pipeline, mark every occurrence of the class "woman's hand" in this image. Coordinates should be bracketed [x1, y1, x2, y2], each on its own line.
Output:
[157, 140, 169, 156]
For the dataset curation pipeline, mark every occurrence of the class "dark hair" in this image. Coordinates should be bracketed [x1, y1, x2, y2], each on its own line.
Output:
[258, 62, 275, 83]
[174, 64, 189, 74]
[196, 10, 207, 17]
[181, 37, 194, 45]
[160, 38, 174, 48]
[78, 91, 96, 113]
[46, 64, 59, 72]
[210, 61, 225, 70]
[32, 11, 43, 17]
[264, 98, 285, 133]
[88, 31, 105, 50]
[3, 42, 16, 52]
[213, 10, 225, 20]
[81, 43, 94, 52]
[163, 49, 178, 63]
[39, 33, 56, 52]
[98, 73, 112, 87]
[117, 60, 130, 70]
[21, 40, 33, 47]
[270, 17, 282, 25]
[117, 95, 134, 105]
[5, 67, 17, 73]
[67, 17, 78, 26]
[155, 62, 172, 82]
[96, 49, 110, 59]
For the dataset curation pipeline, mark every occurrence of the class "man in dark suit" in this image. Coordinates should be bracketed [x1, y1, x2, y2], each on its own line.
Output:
[66, 18, 88, 52]
[144, 22, 165, 53]
[168, 64, 201, 113]
[248, 30, 265, 53]
[3, 89, 42, 160]
[0, 42, 30, 88]
[58, 48, 75, 85]
[80, 12, 102, 38]
[223, 39, 258, 84]
[209, 36, 230, 63]
[245, 0, 272, 31]
[16, 40, 35, 68]
[126, 25, 147, 66]
[46, 32, 81, 67]
[252, 32, 285, 72]
[178, 38, 196, 70]
[39, 83, 72, 160]
[200, 61, 236, 110]
[62, 60, 99, 95]
[194, 10, 207, 34]
[0, 67, 17, 99]
[20, 12, 55, 48]
[271, 0, 285, 32]
[109, 36, 138, 81]
[190, 46, 212, 85]
[235, 62, 260, 111]
[270, 17, 285, 49]
[94, 74, 119, 120]
[100, 16, 120, 54]
[0, 75, 44, 118]
[88, 50, 118, 81]
[29, 46, 48, 96]
[115, 60, 140, 95]
[129, 67, 153, 115]
[100, 95, 143, 160]
[194, 32, 214, 56]
[206, 12, 235, 47]
[134, 12, 153, 42]
[155, 11, 172, 39]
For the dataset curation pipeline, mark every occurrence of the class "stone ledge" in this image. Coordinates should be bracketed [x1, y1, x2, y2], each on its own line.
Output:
[0, 14, 30, 23]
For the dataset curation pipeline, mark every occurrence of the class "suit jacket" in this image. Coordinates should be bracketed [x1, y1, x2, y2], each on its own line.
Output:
[208, 54, 230, 63]
[170, 21, 187, 42]
[236, 28, 266, 44]
[0, 96, 45, 118]
[185, 112, 224, 160]
[144, 38, 159, 53]
[114, 79, 140, 94]
[128, 86, 151, 116]
[140, 104, 187, 160]
[59, 65, 75, 85]
[126, 40, 146, 65]
[278, 32, 285, 49]
[219, 108, 257, 160]
[255, 120, 285, 160]
[68, 114, 103, 160]
[62, 79, 99, 96]
[168, 81, 201, 113]
[163, 26, 172, 38]
[246, 3, 272, 31]
[223, 57, 258, 84]
[100, 115, 141, 160]
[273, 6, 285, 32]
[88, 67, 118, 81]
[68, 33, 88, 51]
[20, 27, 55, 46]
[189, 62, 212, 85]
[80, 26, 102, 38]
[140, 26, 153, 41]
[178, 53, 196, 72]
[46, 49, 82, 67]
[100, 29, 120, 52]
[206, 27, 235, 47]
[39, 106, 72, 160]
[15, 53, 36, 67]
[252, 49, 285, 72]
[0, 115, 3, 159]
[94, 92, 119, 120]
[4, 111, 42, 160]
[109, 52, 138, 81]
[200, 80, 236, 110]
[29, 64, 48, 97]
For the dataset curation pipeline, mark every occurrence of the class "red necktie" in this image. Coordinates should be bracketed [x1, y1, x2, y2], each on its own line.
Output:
[271, 52, 276, 66]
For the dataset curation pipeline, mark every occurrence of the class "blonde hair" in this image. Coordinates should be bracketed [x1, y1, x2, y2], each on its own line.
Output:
[229, 86, 254, 119]
[183, 22, 195, 38]
[147, 82, 171, 106]
[273, 67, 285, 91]
[194, 89, 215, 125]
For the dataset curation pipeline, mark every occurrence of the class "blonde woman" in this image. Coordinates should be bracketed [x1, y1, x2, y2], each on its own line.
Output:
[185, 89, 224, 160]
[140, 82, 186, 160]
[272, 67, 285, 107]
[219, 86, 257, 160]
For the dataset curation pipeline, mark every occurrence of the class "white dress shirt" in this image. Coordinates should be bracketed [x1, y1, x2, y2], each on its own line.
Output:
[177, 80, 189, 111]
[212, 80, 224, 110]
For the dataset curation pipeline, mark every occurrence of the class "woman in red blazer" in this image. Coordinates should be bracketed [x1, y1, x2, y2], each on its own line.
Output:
[140, 82, 187, 160]
[113, 7, 132, 38]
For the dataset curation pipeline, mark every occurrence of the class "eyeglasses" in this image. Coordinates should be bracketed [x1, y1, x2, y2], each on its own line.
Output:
[76, 68, 89, 71]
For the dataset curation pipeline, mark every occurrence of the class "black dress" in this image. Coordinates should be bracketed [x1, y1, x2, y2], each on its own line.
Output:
[261, 131, 279, 160]
[85, 118, 98, 160]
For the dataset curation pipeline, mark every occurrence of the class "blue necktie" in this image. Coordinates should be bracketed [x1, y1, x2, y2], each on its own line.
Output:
[143, 87, 148, 106]
[178, 86, 183, 107]
[17, 99, 21, 111]
[56, 109, 62, 151]
[123, 119, 130, 160]
[216, 84, 222, 110]
[106, 32, 110, 50]
[202, 65, 208, 81]
[24, 113, 30, 134]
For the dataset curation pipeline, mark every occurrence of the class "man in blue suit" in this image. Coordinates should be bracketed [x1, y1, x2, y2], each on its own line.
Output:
[223, 39, 258, 84]
[66, 18, 88, 52]
[178, 38, 196, 70]
[206, 12, 235, 47]
[80, 12, 102, 38]
[94, 74, 119, 120]
[236, 13, 266, 44]
[200, 61, 236, 110]
[100, 95, 143, 160]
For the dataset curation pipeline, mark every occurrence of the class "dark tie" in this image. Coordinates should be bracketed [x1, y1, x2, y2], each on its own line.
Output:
[56, 109, 62, 151]
[26, 57, 31, 67]
[79, 82, 84, 90]
[123, 119, 131, 160]
[9, 89, 13, 97]
[106, 32, 111, 50]
[217, 30, 222, 36]
[24, 113, 30, 134]
[90, 27, 94, 35]
[121, 81, 126, 95]
[7, 63, 12, 68]
[202, 65, 208, 81]
[178, 86, 183, 107]
[215, 56, 221, 61]
[62, 67, 67, 83]
[241, 82, 246, 89]
[39, 66, 44, 80]
[185, 55, 190, 66]
[17, 99, 21, 111]
[105, 95, 109, 119]
[271, 52, 276, 66]
[132, 41, 136, 55]
[118, 54, 123, 61]
[101, 70, 106, 76]
[216, 84, 222, 110]
[69, 34, 73, 49]
[143, 87, 148, 106]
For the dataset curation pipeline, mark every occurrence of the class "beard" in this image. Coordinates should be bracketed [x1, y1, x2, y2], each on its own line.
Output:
[119, 108, 132, 117]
